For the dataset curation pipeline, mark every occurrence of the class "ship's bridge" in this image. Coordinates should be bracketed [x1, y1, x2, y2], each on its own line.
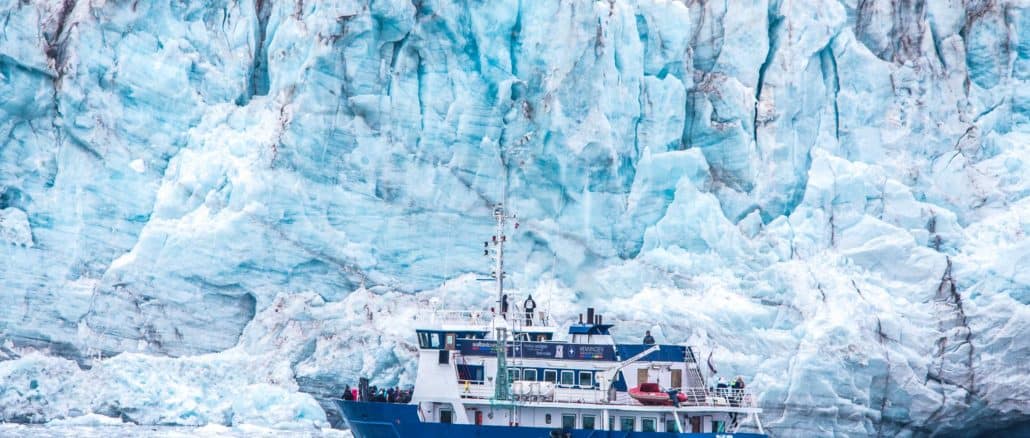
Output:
[413, 305, 558, 344]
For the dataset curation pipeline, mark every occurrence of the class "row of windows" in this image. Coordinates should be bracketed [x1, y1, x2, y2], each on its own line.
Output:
[417, 331, 486, 349]
[417, 331, 553, 350]
[544, 413, 669, 432]
[441, 409, 727, 433]
[506, 368, 595, 388]
[443, 411, 668, 432]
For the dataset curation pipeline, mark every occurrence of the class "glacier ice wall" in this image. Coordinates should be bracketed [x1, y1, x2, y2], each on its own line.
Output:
[1, 0, 1028, 435]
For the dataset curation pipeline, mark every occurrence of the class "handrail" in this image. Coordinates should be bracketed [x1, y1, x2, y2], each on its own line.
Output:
[415, 308, 554, 328]
[678, 387, 756, 408]
[455, 383, 757, 409]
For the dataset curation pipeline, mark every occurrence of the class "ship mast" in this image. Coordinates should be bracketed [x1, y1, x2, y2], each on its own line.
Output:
[489, 138, 520, 316]
[486, 203, 517, 403]
[486, 195, 516, 403]
[486, 160, 518, 405]
[489, 204, 513, 313]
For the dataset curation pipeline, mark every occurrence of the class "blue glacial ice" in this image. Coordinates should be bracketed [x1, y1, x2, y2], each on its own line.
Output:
[1, 0, 1028, 435]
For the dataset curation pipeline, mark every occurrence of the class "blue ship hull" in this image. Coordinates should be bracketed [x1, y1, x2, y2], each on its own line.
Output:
[337, 401, 767, 438]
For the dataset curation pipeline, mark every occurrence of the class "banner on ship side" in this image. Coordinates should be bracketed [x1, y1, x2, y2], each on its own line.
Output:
[457, 340, 616, 361]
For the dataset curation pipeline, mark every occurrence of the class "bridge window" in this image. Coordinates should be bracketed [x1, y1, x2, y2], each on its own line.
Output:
[619, 416, 635, 431]
[714, 420, 725, 432]
[642, 417, 657, 432]
[418, 332, 432, 348]
[578, 371, 593, 388]
[543, 369, 557, 383]
[562, 414, 576, 429]
[523, 369, 537, 381]
[582, 415, 596, 430]
[560, 370, 575, 386]
[507, 368, 521, 382]
[666, 418, 678, 432]
[457, 364, 484, 382]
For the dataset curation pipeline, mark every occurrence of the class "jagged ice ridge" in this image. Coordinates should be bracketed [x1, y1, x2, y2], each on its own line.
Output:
[0, 0, 1028, 435]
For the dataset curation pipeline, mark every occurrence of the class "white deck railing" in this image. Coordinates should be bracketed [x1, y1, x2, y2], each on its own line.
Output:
[457, 383, 756, 409]
[675, 387, 756, 408]
[416, 308, 553, 328]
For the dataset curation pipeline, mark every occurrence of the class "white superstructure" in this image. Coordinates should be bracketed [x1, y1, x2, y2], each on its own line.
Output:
[401, 204, 764, 434]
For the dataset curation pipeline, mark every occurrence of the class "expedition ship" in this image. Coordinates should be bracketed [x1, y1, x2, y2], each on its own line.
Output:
[336, 204, 766, 437]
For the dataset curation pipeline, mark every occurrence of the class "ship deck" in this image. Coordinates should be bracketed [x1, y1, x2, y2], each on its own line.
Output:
[455, 386, 760, 414]
[336, 400, 768, 437]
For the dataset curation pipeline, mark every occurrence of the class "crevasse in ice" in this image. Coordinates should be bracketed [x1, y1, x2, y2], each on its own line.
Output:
[0, 0, 1028, 435]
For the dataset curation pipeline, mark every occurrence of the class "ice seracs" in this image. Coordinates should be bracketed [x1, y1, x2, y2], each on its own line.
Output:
[0, 0, 1027, 435]
[0, 207, 33, 247]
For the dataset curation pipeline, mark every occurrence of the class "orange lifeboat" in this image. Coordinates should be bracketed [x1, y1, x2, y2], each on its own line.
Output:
[628, 383, 686, 405]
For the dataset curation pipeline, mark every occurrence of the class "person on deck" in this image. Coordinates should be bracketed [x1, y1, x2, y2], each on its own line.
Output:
[523, 295, 536, 326]
[342, 385, 354, 401]
[731, 376, 746, 407]
[642, 330, 655, 344]
[667, 388, 680, 407]
[716, 377, 728, 400]
[501, 294, 509, 317]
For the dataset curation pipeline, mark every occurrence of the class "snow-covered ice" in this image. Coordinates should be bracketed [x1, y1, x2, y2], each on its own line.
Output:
[1, 0, 1028, 435]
